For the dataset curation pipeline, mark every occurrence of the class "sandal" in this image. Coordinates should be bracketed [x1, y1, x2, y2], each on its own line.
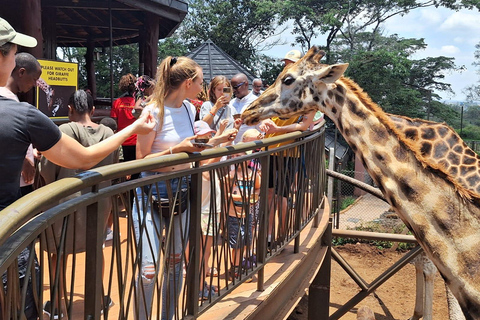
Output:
[228, 267, 239, 281]
[206, 267, 218, 277]
[242, 255, 257, 269]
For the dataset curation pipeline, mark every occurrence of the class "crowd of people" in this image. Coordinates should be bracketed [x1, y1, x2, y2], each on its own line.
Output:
[0, 16, 324, 320]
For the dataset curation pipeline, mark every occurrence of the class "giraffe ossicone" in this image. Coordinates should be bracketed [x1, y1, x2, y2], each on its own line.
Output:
[242, 46, 480, 319]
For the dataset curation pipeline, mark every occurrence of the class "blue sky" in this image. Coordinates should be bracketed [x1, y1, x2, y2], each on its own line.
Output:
[261, 7, 480, 102]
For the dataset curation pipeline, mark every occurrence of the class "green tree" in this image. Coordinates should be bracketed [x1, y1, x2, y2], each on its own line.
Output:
[278, 0, 476, 63]
[464, 42, 480, 102]
[59, 44, 139, 98]
[331, 34, 460, 121]
[177, 0, 284, 72]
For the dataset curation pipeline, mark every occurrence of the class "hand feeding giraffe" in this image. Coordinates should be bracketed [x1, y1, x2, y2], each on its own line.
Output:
[242, 46, 480, 319]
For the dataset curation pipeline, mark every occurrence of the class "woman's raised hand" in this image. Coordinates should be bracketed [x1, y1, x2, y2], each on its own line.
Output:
[132, 111, 156, 134]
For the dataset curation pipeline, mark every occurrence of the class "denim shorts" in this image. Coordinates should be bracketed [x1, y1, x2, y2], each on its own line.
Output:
[141, 171, 189, 203]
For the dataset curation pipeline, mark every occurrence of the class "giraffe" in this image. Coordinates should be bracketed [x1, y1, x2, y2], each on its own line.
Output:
[242, 46, 480, 319]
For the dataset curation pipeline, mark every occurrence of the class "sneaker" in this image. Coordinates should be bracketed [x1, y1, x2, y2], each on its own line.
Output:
[198, 284, 216, 301]
[105, 228, 113, 242]
[101, 296, 113, 314]
[43, 300, 63, 320]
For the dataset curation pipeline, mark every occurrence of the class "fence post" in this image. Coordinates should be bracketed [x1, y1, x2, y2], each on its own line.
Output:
[327, 148, 335, 212]
[257, 154, 270, 291]
[186, 162, 202, 316]
[308, 219, 332, 320]
[84, 190, 102, 319]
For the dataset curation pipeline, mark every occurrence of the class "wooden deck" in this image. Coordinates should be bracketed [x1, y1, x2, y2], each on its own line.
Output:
[199, 200, 330, 320]
[39, 199, 330, 320]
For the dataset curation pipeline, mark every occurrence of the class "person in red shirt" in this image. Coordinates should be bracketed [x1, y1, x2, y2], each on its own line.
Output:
[111, 73, 137, 165]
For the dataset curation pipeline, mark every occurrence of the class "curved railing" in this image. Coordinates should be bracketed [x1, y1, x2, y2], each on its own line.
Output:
[0, 124, 326, 319]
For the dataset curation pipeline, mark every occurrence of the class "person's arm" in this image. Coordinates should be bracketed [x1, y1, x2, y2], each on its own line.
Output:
[42, 111, 155, 170]
[136, 129, 203, 160]
[201, 96, 229, 125]
[261, 110, 317, 135]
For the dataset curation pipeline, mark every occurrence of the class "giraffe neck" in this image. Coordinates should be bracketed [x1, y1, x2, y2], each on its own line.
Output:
[325, 81, 480, 317]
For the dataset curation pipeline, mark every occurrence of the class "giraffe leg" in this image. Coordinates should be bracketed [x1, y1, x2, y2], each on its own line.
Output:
[409, 255, 424, 320]
[422, 256, 437, 320]
[445, 283, 466, 320]
[357, 306, 376, 320]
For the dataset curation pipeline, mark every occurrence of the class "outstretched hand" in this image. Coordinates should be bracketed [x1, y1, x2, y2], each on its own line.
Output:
[133, 111, 156, 134]
[259, 119, 278, 134]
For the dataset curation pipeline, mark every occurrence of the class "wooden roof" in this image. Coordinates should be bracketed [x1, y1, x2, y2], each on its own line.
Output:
[187, 40, 257, 86]
[1, 0, 188, 48]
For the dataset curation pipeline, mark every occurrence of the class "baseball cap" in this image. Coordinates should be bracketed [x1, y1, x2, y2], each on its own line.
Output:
[0, 18, 37, 48]
[281, 49, 302, 63]
[194, 120, 216, 136]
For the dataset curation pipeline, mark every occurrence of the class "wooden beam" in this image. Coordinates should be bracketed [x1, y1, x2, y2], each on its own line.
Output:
[140, 12, 159, 78]
[20, 0, 43, 58]
[42, 0, 134, 10]
[86, 40, 97, 98]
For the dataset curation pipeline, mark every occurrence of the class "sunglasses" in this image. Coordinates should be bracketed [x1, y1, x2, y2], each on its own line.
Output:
[232, 82, 246, 90]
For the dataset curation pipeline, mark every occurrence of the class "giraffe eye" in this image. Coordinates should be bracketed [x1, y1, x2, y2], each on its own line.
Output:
[283, 76, 295, 86]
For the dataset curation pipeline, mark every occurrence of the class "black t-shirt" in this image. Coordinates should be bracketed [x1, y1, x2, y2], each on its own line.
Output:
[0, 96, 61, 209]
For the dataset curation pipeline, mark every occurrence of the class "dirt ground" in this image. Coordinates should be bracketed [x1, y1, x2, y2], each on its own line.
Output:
[288, 243, 449, 320]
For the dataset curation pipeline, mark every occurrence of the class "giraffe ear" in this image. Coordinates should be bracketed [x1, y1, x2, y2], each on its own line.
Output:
[320, 63, 349, 83]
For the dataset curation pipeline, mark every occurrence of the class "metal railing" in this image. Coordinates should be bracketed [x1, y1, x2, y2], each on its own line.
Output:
[0, 124, 326, 319]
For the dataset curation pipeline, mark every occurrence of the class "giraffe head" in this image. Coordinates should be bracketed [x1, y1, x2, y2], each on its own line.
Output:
[242, 46, 348, 125]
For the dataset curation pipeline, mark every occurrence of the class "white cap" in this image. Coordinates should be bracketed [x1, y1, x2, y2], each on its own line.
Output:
[0, 18, 37, 48]
[281, 49, 302, 63]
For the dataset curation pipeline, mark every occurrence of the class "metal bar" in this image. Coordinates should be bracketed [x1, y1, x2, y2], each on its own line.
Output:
[257, 154, 270, 292]
[326, 169, 385, 201]
[332, 229, 418, 243]
[331, 248, 369, 291]
[329, 246, 423, 320]
[186, 161, 202, 316]
[84, 200, 102, 319]
[309, 219, 332, 320]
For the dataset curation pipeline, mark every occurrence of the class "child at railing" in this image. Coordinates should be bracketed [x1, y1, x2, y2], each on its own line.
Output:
[226, 129, 262, 281]
[197, 119, 236, 300]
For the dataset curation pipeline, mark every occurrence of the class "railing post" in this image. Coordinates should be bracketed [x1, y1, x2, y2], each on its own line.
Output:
[294, 143, 305, 253]
[84, 193, 102, 320]
[308, 219, 332, 320]
[257, 154, 270, 291]
[186, 162, 202, 316]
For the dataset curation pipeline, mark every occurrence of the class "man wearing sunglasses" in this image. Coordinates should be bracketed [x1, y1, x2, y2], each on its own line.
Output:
[230, 73, 259, 144]
[230, 73, 257, 115]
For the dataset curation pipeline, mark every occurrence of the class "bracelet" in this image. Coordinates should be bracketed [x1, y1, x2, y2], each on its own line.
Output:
[169, 147, 173, 154]
[209, 110, 215, 116]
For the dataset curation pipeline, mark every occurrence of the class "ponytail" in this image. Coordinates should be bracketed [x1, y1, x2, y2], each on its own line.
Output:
[150, 56, 200, 131]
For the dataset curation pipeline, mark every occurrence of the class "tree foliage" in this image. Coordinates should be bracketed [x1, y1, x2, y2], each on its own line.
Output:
[279, 0, 477, 62]
[176, 0, 285, 73]
[331, 33, 460, 121]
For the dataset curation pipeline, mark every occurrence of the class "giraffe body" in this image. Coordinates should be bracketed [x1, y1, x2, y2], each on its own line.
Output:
[242, 47, 480, 318]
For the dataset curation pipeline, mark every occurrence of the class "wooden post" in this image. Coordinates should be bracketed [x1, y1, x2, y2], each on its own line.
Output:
[85, 191, 103, 319]
[308, 219, 332, 320]
[86, 40, 97, 98]
[140, 12, 159, 78]
[20, 0, 43, 58]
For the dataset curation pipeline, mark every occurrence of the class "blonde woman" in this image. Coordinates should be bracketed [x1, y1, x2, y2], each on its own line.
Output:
[134, 57, 236, 319]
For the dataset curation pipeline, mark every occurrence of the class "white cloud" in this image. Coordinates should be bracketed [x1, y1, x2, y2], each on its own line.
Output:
[419, 9, 443, 25]
[440, 45, 460, 55]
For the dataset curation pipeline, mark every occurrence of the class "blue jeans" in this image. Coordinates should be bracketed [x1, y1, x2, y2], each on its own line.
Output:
[132, 172, 189, 320]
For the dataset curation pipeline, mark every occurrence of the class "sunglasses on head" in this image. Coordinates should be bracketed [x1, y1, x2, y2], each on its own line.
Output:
[232, 82, 246, 90]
